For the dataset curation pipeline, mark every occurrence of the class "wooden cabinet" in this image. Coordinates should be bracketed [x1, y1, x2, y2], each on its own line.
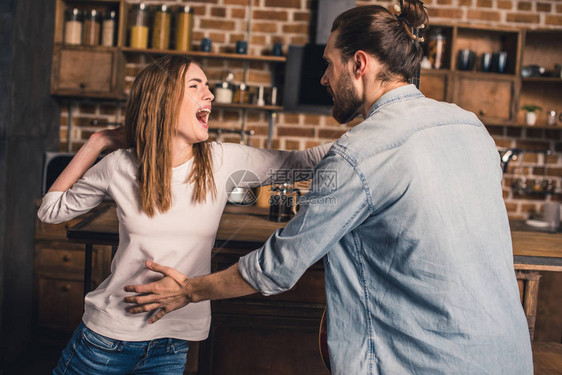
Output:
[51, 0, 124, 98]
[34, 204, 112, 332]
[420, 24, 526, 127]
[199, 246, 329, 375]
[52, 47, 121, 97]
[50, 0, 284, 106]
[420, 24, 562, 129]
[453, 72, 518, 124]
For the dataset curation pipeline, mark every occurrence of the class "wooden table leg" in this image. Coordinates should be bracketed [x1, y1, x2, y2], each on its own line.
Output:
[84, 243, 93, 297]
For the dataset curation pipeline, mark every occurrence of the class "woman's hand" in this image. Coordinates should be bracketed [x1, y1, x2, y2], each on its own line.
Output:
[123, 261, 192, 324]
[92, 126, 127, 152]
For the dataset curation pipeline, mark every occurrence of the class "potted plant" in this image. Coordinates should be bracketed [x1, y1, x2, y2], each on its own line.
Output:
[521, 104, 543, 126]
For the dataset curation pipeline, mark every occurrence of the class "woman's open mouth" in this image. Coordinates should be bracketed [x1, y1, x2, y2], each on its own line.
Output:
[196, 107, 211, 128]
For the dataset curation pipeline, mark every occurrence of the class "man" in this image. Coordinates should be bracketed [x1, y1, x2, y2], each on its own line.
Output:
[124, 3, 533, 374]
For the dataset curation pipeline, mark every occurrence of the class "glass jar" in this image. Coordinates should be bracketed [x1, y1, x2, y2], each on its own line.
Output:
[233, 83, 249, 104]
[64, 8, 83, 45]
[82, 9, 100, 46]
[215, 81, 233, 104]
[152, 4, 171, 50]
[101, 10, 116, 47]
[428, 29, 446, 69]
[175, 6, 193, 51]
[128, 3, 149, 49]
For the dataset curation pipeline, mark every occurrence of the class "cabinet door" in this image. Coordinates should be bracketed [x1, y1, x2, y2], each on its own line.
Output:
[34, 240, 113, 331]
[53, 48, 116, 94]
[453, 74, 518, 125]
[420, 71, 451, 102]
[201, 314, 330, 375]
[37, 276, 84, 330]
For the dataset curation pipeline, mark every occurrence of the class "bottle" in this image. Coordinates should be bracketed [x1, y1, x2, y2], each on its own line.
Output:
[428, 29, 446, 70]
[83, 9, 100, 46]
[175, 6, 193, 51]
[129, 3, 149, 49]
[64, 8, 83, 45]
[101, 10, 116, 47]
[152, 4, 171, 50]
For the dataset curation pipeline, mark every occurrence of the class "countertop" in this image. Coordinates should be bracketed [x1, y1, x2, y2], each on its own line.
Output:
[66, 204, 562, 271]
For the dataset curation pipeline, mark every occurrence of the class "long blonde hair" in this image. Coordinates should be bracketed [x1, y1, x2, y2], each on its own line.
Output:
[125, 55, 217, 217]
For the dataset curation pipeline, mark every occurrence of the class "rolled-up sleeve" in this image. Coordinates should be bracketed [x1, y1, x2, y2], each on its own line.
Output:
[238, 150, 371, 295]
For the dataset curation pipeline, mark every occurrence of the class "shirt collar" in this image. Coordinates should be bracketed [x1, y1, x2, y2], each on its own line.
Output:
[366, 84, 424, 119]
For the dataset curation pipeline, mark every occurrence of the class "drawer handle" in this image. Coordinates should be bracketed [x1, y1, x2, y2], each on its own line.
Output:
[79, 83, 86, 89]
[62, 254, 71, 262]
[479, 110, 485, 116]
[62, 284, 71, 292]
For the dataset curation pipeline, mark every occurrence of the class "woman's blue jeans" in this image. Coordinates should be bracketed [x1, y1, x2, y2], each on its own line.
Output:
[53, 321, 189, 374]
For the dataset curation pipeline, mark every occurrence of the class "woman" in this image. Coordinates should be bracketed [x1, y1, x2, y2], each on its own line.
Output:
[38, 55, 330, 374]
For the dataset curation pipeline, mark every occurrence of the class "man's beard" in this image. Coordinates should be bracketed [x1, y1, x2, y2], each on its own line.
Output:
[331, 70, 362, 124]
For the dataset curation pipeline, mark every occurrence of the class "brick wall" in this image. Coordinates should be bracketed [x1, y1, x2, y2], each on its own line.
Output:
[59, 0, 562, 218]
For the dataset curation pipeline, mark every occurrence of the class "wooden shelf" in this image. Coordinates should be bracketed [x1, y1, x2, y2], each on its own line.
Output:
[213, 103, 282, 111]
[522, 77, 562, 84]
[53, 43, 119, 52]
[453, 70, 517, 79]
[53, 91, 127, 101]
[420, 68, 451, 76]
[120, 47, 286, 63]
[485, 122, 562, 129]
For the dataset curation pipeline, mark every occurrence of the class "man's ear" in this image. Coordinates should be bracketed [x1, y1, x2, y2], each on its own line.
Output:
[353, 51, 369, 78]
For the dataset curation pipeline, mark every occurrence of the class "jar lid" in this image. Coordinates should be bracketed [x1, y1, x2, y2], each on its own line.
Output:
[104, 10, 116, 20]
[66, 8, 82, 17]
[157, 4, 169, 12]
[179, 5, 193, 13]
[86, 9, 98, 19]
[132, 3, 147, 11]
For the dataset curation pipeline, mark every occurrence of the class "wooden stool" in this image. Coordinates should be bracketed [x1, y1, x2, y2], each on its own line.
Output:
[516, 271, 541, 341]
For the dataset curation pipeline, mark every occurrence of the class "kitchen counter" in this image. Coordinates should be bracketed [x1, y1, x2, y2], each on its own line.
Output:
[67, 203, 287, 249]
[510, 220, 562, 272]
[67, 204, 562, 270]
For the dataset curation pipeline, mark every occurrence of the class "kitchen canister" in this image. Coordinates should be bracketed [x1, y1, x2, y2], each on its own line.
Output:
[175, 6, 193, 51]
[129, 3, 149, 49]
[101, 10, 116, 47]
[152, 4, 171, 50]
[82, 9, 100, 46]
[64, 8, 83, 45]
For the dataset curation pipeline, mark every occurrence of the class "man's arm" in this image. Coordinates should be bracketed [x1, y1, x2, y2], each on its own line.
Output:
[123, 260, 257, 324]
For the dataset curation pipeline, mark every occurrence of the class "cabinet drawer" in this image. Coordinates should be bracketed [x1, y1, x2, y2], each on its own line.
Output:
[37, 245, 84, 272]
[54, 48, 115, 93]
[37, 276, 84, 330]
[453, 74, 517, 124]
[34, 241, 112, 279]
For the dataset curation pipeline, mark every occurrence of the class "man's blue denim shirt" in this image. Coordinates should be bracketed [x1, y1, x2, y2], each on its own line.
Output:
[239, 85, 533, 374]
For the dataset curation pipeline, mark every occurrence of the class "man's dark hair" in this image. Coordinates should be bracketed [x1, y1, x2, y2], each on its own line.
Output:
[331, 1, 428, 82]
